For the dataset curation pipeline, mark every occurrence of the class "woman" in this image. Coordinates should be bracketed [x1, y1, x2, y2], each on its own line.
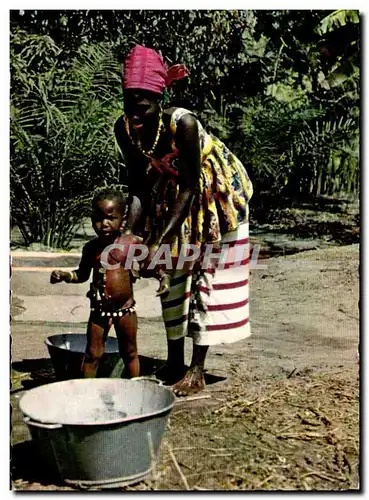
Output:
[115, 45, 253, 396]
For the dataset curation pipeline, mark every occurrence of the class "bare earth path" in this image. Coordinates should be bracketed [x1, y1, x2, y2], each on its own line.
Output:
[10, 243, 360, 491]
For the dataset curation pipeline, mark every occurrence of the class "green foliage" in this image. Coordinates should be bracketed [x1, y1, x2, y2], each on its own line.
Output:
[317, 10, 360, 35]
[10, 10, 360, 247]
[288, 116, 359, 196]
[10, 28, 123, 247]
[228, 100, 323, 190]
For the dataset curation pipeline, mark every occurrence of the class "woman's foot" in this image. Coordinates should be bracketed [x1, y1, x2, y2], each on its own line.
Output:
[154, 338, 186, 384]
[171, 365, 206, 397]
[152, 363, 186, 385]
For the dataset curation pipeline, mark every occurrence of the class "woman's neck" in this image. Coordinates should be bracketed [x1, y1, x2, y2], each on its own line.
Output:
[142, 113, 160, 135]
[135, 113, 162, 152]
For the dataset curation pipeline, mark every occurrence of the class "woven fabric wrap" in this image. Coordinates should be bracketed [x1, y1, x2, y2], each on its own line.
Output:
[123, 45, 167, 94]
[123, 45, 189, 94]
[161, 223, 251, 346]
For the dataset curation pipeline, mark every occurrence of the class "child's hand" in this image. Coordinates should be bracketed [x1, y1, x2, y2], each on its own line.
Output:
[156, 274, 170, 298]
[50, 270, 69, 284]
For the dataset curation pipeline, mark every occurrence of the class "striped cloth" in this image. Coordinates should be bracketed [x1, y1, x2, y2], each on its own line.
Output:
[161, 223, 250, 346]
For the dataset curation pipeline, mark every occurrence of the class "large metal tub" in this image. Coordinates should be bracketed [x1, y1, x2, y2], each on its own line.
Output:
[20, 378, 175, 489]
[45, 333, 123, 379]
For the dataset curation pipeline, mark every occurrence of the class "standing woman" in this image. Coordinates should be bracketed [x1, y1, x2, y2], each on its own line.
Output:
[115, 45, 253, 396]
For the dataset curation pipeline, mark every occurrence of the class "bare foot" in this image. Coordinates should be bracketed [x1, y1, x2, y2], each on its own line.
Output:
[171, 366, 206, 397]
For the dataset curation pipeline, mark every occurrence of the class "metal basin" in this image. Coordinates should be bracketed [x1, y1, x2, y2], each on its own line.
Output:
[45, 334, 123, 380]
[20, 378, 175, 489]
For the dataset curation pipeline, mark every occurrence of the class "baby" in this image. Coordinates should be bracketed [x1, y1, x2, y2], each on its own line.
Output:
[50, 187, 170, 378]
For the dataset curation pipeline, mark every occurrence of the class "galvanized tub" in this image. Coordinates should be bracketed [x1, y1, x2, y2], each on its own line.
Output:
[45, 334, 123, 379]
[20, 378, 175, 489]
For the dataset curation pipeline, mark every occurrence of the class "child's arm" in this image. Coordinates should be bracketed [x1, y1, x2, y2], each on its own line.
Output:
[50, 242, 93, 284]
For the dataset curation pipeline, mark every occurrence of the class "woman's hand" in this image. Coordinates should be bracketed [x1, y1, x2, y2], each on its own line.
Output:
[156, 273, 171, 297]
[115, 232, 143, 246]
[140, 243, 160, 273]
[109, 233, 144, 268]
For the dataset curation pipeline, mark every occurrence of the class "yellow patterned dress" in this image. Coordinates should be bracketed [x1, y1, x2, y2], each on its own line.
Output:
[143, 108, 253, 257]
[137, 108, 253, 345]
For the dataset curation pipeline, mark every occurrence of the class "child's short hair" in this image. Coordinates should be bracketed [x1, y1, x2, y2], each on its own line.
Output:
[92, 186, 127, 213]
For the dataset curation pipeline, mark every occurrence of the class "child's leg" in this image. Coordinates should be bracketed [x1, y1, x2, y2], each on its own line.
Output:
[83, 316, 111, 378]
[114, 312, 139, 378]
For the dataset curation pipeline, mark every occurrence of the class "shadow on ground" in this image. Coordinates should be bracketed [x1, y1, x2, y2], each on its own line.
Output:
[11, 440, 64, 487]
[250, 194, 359, 245]
[11, 355, 226, 393]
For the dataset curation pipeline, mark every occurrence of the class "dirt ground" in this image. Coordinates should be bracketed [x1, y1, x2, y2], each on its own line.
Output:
[10, 243, 360, 491]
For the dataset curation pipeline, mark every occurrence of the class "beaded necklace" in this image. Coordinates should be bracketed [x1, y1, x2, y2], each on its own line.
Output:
[125, 112, 164, 158]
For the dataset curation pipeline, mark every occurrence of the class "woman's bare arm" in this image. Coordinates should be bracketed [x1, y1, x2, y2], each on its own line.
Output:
[156, 113, 201, 246]
[114, 116, 148, 234]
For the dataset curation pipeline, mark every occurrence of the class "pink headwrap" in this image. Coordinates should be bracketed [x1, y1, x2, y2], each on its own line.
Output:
[123, 45, 189, 94]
